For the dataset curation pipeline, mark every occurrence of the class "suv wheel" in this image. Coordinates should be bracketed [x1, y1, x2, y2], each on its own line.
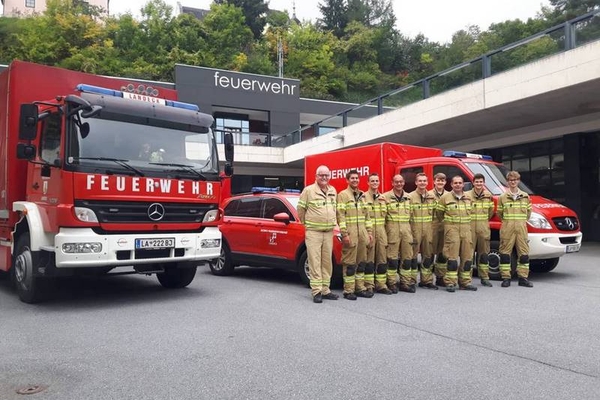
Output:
[297, 250, 310, 287]
[209, 243, 234, 276]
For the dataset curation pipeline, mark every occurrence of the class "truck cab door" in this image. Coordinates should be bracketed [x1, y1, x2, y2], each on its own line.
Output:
[27, 112, 64, 225]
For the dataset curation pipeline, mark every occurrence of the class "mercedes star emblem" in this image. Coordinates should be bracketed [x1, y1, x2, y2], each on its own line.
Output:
[148, 203, 165, 221]
[565, 217, 575, 230]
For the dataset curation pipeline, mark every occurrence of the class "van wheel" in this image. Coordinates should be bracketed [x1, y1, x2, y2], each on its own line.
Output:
[530, 258, 559, 273]
[208, 243, 234, 276]
[488, 241, 517, 280]
[157, 264, 197, 288]
[12, 234, 45, 303]
[297, 251, 310, 287]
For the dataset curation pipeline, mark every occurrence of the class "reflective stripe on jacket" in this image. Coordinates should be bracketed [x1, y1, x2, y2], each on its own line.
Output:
[497, 190, 531, 221]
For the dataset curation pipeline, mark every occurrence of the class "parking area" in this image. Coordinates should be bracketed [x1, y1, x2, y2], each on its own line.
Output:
[1, 244, 599, 399]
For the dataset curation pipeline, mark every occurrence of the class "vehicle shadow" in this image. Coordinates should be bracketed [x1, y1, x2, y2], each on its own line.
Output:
[200, 265, 306, 288]
[0, 273, 204, 310]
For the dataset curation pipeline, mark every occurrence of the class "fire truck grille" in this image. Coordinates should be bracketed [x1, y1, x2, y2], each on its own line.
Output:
[552, 216, 580, 231]
[75, 200, 217, 224]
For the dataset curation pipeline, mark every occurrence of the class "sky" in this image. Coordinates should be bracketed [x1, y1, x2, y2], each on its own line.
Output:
[0, 0, 551, 43]
[108, 0, 551, 43]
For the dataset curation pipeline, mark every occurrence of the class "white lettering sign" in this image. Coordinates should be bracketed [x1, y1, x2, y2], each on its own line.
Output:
[213, 71, 297, 96]
[330, 166, 370, 180]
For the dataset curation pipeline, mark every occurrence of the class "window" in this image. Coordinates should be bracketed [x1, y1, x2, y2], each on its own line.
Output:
[25, 0, 35, 7]
[399, 167, 423, 193]
[40, 113, 62, 165]
[433, 165, 471, 191]
[225, 198, 262, 218]
[262, 198, 294, 220]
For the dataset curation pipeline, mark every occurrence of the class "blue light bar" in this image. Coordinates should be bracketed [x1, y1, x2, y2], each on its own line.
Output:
[165, 100, 199, 111]
[251, 187, 300, 194]
[76, 84, 123, 97]
[443, 150, 493, 161]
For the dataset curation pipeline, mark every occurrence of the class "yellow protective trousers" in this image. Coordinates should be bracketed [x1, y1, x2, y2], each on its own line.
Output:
[442, 223, 473, 287]
[306, 230, 334, 297]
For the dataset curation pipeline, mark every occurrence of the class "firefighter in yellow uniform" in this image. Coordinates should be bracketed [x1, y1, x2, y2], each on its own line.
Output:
[337, 170, 373, 300]
[430, 173, 449, 286]
[384, 174, 414, 293]
[497, 170, 534, 288]
[436, 175, 477, 292]
[298, 165, 339, 303]
[409, 173, 438, 290]
[364, 173, 392, 295]
[466, 173, 495, 287]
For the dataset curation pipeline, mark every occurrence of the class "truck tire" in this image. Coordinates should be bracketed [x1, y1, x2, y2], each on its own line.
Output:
[530, 258, 559, 273]
[157, 264, 197, 288]
[297, 250, 310, 287]
[208, 243, 234, 276]
[12, 234, 45, 303]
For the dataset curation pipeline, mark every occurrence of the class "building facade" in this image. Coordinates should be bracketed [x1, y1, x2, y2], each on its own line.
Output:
[1, 0, 108, 16]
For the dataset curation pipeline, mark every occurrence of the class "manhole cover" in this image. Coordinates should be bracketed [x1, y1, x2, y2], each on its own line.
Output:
[16, 385, 48, 395]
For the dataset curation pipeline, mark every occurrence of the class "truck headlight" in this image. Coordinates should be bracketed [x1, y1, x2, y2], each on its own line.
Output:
[203, 209, 218, 223]
[74, 207, 99, 223]
[62, 243, 103, 253]
[528, 212, 552, 229]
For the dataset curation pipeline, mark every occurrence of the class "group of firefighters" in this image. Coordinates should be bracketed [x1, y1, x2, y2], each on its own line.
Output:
[298, 165, 534, 303]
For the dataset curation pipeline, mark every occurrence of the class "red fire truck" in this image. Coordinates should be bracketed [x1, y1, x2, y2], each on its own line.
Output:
[0, 61, 233, 303]
[305, 142, 582, 278]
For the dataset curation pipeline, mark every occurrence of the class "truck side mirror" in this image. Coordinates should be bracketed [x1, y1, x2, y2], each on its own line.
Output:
[224, 132, 234, 163]
[16, 143, 36, 160]
[19, 104, 39, 140]
[224, 163, 233, 177]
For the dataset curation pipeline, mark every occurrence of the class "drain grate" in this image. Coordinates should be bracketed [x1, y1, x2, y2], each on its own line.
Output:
[16, 385, 48, 395]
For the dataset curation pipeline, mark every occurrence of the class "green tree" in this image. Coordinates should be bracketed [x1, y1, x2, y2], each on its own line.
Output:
[318, 0, 348, 38]
[214, 0, 269, 39]
[202, 3, 254, 70]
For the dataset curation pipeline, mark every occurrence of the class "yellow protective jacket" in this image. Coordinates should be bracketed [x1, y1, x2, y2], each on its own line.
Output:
[436, 191, 473, 225]
[364, 190, 387, 237]
[409, 189, 436, 226]
[466, 188, 494, 222]
[337, 187, 372, 237]
[298, 183, 337, 231]
[497, 189, 531, 222]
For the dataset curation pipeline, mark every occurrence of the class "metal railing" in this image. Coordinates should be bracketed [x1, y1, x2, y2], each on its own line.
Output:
[273, 9, 600, 146]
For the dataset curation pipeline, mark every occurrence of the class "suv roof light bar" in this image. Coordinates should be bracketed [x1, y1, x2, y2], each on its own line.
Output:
[251, 186, 301, 194]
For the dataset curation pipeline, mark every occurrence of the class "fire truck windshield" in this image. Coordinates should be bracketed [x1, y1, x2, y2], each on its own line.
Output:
[66, 112, 218, 177]
[465, 162, 533, 195]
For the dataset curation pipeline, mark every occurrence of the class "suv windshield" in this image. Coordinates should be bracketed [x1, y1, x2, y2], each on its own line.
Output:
[67, 109, 218, 177]
[465, 162, 533, 195]
[285, 196, 300, 210]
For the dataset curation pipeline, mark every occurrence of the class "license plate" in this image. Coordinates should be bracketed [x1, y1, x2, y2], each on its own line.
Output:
[135, 238, 175, 249]
[566, 244, 580, 253]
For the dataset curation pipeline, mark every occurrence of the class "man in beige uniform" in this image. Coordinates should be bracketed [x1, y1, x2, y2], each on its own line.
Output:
[431, 173, 449, 286]
[466, 173, 495, 287]
[337, 170, 373, 300]
[409, 173, 438, 290]
[364, 173, 392, 295]
[298, 165, 339, 303]
[384, 174, 414, 293]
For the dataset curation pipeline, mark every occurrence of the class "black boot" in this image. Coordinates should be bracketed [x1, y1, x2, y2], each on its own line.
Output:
[518, 278, 533, 287]
[436, 277, 446, 287]
[419, 282, 439, 290]
[501, 279, 511, 287]
[313, 293, 323, 303]
[459, 284, 478, 291]
[480, 279, 493, 287]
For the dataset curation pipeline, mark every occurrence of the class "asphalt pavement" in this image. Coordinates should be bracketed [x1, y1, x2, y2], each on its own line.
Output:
[1, 244, 599, 400]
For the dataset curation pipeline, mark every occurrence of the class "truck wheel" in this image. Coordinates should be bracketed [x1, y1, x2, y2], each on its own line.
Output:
[530, 258, 559, 273]
[157, 264, 197, 288]
[12, 234, 44, 303]
[297, 250, 310, 287]
[208, 243, 234, 276]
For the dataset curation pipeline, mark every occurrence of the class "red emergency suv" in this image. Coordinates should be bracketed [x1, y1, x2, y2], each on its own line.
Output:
[209, 188, 343, 285]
